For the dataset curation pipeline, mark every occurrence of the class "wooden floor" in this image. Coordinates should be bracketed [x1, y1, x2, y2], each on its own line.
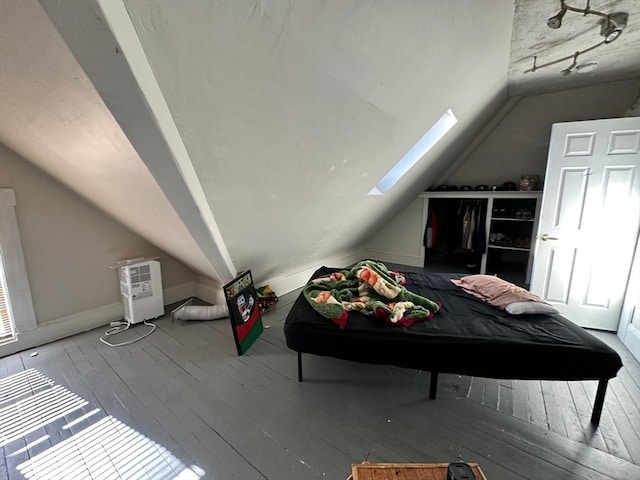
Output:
[1, 286, 639, 479]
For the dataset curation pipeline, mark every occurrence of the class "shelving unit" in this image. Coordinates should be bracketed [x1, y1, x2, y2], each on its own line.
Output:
[420, 191, 542, 286]
[486, 196, 539, 284]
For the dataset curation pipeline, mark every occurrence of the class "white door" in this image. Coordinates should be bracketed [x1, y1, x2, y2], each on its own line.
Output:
[530, 117, 640, 331]
[618, 233, 640, 362]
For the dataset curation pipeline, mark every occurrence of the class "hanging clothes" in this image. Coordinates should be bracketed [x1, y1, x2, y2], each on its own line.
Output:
[471, 202, 487, 253]
[425, 198, 488, 257]
[424, 207, 438, 248]
[466, 205, 476, 250]
[460, 204, 472, 250]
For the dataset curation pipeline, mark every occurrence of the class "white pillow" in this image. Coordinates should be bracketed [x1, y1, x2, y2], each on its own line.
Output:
[505, 301, 559, 315]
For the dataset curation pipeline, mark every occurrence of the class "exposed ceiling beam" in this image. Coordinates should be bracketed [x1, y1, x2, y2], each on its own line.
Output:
[38, 0, 236, 283]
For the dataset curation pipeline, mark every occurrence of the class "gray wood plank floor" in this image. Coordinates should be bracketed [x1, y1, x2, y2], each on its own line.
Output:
[1, 282, 639, 479]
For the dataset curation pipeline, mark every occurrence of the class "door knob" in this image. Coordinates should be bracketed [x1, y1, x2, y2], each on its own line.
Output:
[540, 233, 558, 241]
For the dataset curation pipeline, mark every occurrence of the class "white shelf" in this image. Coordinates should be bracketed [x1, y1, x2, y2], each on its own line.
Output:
[491, 217, 534, 222]
[421, 191, 542, 284]
[420, 190, 542, 199]
[488, 245, 531, 252]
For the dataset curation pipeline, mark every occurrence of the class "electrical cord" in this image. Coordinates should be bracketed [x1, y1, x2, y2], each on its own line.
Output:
[99, 319, 157, 347]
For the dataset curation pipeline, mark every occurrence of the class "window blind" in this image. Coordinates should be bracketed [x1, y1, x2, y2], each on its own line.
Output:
[0, 255, 16, 344]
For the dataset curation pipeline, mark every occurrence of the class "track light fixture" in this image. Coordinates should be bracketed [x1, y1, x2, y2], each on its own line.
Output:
[601, 20, 622, 43]
[526, 1, 629, 76]
[601, 12, 628, 43]
[547, 7, 567, 29]
[545, 1, 626, 42]
[560, 52, 580, 77]
[525, 42, 602, 76]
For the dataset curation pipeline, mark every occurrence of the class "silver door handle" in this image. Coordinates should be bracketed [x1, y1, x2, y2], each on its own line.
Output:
[540, 233, 558, 241]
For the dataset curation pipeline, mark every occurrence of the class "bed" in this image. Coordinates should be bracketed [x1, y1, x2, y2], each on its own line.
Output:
[284, 265, 623, 426]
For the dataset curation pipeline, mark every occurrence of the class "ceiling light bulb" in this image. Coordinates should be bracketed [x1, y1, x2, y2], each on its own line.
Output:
[604, 26, 622, 43]
[601, 16, 624, 43]
[547, 8, 567, 29]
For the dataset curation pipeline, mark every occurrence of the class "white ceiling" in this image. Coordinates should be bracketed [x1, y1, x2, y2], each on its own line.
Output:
[0, 0, 638, 288]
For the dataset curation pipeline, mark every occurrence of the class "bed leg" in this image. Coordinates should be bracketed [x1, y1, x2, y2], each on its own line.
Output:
[297, 351, 303, 382]
[429, 371, 438, 399]
[590, 378, 608, 426]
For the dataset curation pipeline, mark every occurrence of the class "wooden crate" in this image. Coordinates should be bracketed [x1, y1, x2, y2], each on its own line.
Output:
[350, 462, 487, 480]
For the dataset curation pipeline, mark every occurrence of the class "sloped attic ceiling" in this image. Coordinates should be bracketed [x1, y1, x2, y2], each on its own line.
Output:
[10, 1, 637, 292]
[119, 0, 519, 281]
[0, 0, 232, 282]
[31, 0, 514, 288]
[0, 0, 515, 288]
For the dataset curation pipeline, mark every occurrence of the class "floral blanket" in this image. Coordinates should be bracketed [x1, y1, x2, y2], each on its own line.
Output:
[303, 260, 440, 329]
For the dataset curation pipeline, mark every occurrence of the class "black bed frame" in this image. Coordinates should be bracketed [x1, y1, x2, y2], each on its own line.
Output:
[286, 267, 621, 429]
[294, 351, 609, 426]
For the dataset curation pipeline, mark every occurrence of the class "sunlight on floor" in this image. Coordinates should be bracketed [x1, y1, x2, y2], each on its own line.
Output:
[1, 368, 205, 479]
[16, 415, 201, 479]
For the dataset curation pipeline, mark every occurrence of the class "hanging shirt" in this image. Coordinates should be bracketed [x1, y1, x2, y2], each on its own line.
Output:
[461, 205, 472, 249]
[467, 205, 476, 250]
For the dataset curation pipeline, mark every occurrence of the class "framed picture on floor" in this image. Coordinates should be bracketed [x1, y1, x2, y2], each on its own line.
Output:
[223, 270, 263, 355]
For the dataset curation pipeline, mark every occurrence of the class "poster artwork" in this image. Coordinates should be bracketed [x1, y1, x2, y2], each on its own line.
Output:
[223, 270, 263, 355]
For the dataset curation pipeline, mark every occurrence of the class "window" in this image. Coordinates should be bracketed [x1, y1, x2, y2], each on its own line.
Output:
[0, 188, 37, 347]
[0, 253, 16, 344]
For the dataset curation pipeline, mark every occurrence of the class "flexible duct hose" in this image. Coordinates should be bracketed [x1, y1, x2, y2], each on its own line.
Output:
[173, 304, 229, 321]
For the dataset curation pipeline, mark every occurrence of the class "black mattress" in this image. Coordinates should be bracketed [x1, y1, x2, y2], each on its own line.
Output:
[284, 267, 623, 382]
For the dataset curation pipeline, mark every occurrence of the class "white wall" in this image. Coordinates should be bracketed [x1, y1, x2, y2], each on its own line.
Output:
[365, 197, 425, 267]
[366, 79, 640, 268]
[0, 143, 199, 355]
[446, 79, 639, 189]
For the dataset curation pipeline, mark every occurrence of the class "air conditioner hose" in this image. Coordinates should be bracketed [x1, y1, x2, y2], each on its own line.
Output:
[173, 304, 229, 321]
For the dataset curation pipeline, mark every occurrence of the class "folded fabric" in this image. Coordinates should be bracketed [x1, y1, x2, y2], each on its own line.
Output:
[451, 274, 552, 311]
[304, 260, 440, 329]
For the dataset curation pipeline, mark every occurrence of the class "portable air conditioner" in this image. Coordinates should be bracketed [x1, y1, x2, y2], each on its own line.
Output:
[118, 258, 164, 324]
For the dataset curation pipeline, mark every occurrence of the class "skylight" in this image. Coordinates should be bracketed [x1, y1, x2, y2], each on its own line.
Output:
[368, 109, 458, 195]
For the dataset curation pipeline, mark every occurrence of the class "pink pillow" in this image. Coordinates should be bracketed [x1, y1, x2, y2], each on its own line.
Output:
[451, 275, 545, 309]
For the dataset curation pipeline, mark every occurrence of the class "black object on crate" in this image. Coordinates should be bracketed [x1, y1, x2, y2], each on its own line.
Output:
[447, 462, 476, 480]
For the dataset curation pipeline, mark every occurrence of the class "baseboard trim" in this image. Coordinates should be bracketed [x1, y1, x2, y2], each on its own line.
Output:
[0, 282, 196, 357]
[259, 249, 366, 295]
